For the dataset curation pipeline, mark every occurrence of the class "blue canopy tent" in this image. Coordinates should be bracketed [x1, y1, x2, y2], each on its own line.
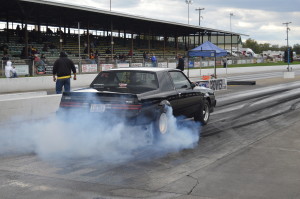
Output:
[188, 41, 227, 57]
[188, 41, 227, 78]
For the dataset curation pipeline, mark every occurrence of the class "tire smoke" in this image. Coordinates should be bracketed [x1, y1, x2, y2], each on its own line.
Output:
[0, 108, 201, 164]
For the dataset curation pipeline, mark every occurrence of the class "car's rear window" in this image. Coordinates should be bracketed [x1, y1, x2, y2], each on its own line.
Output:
[91, 71, 159, 94]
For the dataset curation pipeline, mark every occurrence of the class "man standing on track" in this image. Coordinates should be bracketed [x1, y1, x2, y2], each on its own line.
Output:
[53, 52, 77, 94]
[222, 56, 228, 68]
[176, 54, 185, 71]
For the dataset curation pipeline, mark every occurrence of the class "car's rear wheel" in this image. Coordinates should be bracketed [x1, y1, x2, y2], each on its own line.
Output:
[158, 112, 168, 134]
[152, 106, 170, 143]
[194, 100, 210, 125]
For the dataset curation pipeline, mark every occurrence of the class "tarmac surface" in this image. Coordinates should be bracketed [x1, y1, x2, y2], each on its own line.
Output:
[205, 74, 300, 198]
[1, 71, 300, 199]
[217, 71, 300, 94]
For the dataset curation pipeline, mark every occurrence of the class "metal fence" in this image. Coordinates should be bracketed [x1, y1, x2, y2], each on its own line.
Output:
[1, 56, 268, 77]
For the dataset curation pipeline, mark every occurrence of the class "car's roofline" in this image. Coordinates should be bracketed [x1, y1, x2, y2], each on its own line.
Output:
[108, 67, 180, 72]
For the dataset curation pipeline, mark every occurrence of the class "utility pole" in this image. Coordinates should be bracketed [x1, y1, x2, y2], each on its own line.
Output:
[283, 22, 292, 71]
[195, 8, 204, 26]
[230, 13, 234, 32]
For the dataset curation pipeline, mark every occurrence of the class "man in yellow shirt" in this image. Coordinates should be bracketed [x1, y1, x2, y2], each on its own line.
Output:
[53, 52, 77, 94]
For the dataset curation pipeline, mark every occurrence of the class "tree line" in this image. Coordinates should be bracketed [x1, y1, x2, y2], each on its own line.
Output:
[242, 38, 300, 55]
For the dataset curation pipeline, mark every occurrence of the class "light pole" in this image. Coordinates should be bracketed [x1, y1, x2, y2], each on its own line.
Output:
[195, 8, 204, 26]
[186, 0, 193, 25]
[230, 13, 234, 32]
[283, 22, 292, 71]
[110, 0, 111, 11]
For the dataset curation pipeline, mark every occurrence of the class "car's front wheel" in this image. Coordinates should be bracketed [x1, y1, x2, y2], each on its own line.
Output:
[194, 100, 210, 125]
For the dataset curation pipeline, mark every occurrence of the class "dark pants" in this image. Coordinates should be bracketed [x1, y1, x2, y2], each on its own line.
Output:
[56, 78, 71, 94]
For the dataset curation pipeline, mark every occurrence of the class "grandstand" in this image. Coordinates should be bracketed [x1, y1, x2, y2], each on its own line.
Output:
[0, 29, 186, 64]
[0, 0, 245, 76]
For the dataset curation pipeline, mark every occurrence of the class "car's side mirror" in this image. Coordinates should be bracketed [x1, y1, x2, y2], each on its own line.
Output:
[191, 82, 196, 89]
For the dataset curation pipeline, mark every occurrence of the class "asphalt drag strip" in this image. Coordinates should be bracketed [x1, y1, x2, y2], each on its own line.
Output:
[2, 77, 300, 198]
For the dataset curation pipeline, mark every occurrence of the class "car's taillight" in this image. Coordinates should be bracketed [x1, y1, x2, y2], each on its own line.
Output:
[110, 104, 142, 110]
[60, 102, 89, 107]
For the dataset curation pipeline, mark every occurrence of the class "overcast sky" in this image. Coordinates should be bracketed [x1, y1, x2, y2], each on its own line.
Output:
[53, 0, 300, 47]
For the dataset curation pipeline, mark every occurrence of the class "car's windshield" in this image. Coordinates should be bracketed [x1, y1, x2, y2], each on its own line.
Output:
[91, 71, 159, 94]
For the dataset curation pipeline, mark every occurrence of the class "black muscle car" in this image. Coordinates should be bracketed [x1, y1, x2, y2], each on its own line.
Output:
[58, 68, 216, 142]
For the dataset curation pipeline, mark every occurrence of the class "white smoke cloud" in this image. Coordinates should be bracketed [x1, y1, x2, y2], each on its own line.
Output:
[0, 108, 201, 164]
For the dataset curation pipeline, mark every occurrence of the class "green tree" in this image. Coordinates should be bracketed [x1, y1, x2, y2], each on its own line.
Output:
[243, 38, 300, 55]
[242, 38, 259, 53]
[258, 43, 271, 52]
[271, 45, 280, 50]
[293, 44, 300, 54]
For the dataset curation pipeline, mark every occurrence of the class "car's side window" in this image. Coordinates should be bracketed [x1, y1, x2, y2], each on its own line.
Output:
[169, 71, 191, 89]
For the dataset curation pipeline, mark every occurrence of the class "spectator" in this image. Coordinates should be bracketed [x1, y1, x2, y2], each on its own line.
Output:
[84, 46, 88, 54]
[118, 53, 123, 60]
[5, 60, 13, 78]
[120, 53, 126, 62]
[2, 44, 9, 55]
[11, 66, 18, 78]
[90, 41, 95, 49]
[143, 51, 148, 60]
[41, 53, 46, 60]
[105, 48, 111, 54]
[46, 28, 53, 35]
[20, 47, 26, 59]
[53, 52, 77, 94]
[105, 55, 109, 64]
[31, 46, 38, 56]
[34, 54, 46, 74]
[113, 54, 118, 61]
[30, 29, 37, 42]
[15, 25, 21, 36]
[89, 52, 96, 64]
[0, 44, 9, 51]
[222, 57, 228, 68]
[176, 54, 185, 71]
[128, 49, 133, 57]
[123, 53, 127, 61]
[2, 54, 10, 65]
[94, 39, 99, 48]
[56, 28, 62, 36]
[151, 53, 157, 67]
[94, 50, 99, 63]
[42, 43, 48, 52]
[89, 52, 95, 59]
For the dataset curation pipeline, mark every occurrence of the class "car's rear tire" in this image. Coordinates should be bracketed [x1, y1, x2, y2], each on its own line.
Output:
[157, 112, 168, 135]
[152, 106, 170, 143]
[194, 100, 210, 125]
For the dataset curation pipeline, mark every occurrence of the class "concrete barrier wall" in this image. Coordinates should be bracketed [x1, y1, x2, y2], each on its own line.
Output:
[0, 94, 61, 125]
[0, 91, 47, 100]
[184, 65, 300, 78]
[0, 74, 98, 94]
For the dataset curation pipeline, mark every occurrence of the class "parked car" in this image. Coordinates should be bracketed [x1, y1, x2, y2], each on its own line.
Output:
[294, 56, 300, 61]
[57, 68, 216, 142]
